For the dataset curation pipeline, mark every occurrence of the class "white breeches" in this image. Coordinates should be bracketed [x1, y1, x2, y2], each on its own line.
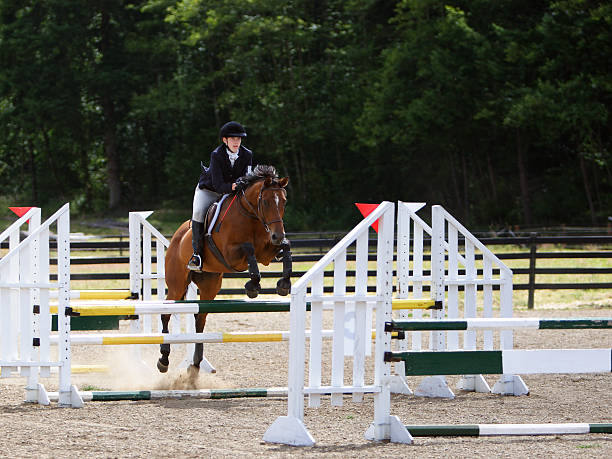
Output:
[192, 186, 220, 223]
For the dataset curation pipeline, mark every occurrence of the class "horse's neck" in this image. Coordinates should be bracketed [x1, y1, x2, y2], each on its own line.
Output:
[205, 188, 258, 235]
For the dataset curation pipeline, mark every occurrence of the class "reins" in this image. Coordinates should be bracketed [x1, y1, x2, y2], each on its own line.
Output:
[238, 182, 285, 233]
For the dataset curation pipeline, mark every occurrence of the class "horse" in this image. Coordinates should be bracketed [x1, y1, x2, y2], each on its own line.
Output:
[157, 165, 292, 374]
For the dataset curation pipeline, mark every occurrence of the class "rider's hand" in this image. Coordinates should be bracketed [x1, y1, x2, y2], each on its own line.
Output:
[234, 177, 249, 192]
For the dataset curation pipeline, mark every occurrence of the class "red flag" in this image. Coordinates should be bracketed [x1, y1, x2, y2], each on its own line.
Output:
[9, 207, 34, 218]
[355, 203, 381, 233]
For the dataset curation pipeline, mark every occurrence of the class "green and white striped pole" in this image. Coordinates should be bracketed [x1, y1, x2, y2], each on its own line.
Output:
[404, 423, 612, 437]
[386, 317, 612, 332]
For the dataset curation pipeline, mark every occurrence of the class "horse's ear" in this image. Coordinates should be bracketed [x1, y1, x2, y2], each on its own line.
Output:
[278, 177, 289, 188]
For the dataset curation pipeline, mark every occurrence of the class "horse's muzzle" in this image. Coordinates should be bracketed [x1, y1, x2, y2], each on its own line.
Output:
[270, 231, 285, 246]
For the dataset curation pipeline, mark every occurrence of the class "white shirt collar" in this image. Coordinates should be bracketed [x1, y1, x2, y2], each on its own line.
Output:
[226, 146, 239, 166]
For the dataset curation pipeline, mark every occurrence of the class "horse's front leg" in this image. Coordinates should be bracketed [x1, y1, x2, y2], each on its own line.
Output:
[157, 313, 171, 373]
[188, 313, 208, 376]
[241, 242, 261, 298]
[276, 238, 292, 296]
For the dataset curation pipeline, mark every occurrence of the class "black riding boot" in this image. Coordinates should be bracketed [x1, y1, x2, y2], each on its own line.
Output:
[187, 220, 205, 271]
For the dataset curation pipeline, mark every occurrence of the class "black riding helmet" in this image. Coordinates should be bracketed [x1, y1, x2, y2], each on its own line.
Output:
[220, 121, 247, 138]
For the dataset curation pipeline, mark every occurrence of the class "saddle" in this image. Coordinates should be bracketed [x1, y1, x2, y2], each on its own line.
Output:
[204, 194, 229, 235]
[200, 194, 239, 272]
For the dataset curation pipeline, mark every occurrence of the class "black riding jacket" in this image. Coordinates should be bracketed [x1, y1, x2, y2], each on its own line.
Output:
[198, 144, 253, 194]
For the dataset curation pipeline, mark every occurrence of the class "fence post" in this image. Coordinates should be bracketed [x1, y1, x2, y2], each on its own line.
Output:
[527, 232, 537, 309]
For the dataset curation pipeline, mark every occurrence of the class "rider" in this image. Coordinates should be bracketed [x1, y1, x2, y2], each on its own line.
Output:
[187, 121, 253, 271]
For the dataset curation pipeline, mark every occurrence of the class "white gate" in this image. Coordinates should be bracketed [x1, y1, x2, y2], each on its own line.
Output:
[0, 204, 81, 407]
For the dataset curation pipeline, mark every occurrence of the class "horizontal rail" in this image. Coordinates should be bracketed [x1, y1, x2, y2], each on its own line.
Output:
[62, 298, 436, 316]
[38, 251, 612, 266]
[385, 349, 612, 375]
[47, 388, 290, 401]
[403, 423, 612, 437]
[4, 234, 611, 250]
[50, 264, 612, 279]
[50, 329, 403, 345]
[96, 281, 612, 298]
[386, 317, 612, 331]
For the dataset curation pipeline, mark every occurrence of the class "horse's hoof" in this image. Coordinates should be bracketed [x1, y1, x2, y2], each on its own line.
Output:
[245, 280, 261, 298]
[276, 279, 291, 296]
[157, 359, 169, 373]
[187, 364, 200, 377]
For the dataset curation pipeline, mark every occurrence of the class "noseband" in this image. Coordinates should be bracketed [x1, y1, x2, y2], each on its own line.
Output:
[239, 183, 286, 233]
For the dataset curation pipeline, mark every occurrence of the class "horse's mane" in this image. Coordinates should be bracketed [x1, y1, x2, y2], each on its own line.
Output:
[241, 165, 279, 186]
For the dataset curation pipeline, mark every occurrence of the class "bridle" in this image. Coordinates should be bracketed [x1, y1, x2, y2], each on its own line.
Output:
[238, 182, 286, 233]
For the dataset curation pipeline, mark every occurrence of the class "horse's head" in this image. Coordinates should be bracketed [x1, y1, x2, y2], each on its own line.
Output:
[241, 165, 289, 245]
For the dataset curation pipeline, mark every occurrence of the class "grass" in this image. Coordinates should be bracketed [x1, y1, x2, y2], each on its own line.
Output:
[57, 243, 612, 311]
[576, 444, 601, 449]
[79, 385, 108, 392]
[487, 244, 612, 309]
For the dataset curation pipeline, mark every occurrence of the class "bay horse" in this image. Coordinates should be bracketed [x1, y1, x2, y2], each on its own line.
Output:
[157, 165, 291, 374]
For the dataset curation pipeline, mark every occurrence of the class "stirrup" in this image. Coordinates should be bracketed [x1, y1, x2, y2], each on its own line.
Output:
[187, 254, 202, 271]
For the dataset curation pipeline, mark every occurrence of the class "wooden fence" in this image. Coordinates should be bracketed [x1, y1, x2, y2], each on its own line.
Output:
[2, 233, 611, 309]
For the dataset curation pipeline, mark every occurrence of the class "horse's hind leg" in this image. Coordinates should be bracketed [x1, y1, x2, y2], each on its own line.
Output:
[158, 220, 192, 373]
[189, 272, 222, 375]
[157, 313, 172, 373]
[158, 283, 188, 372]
[187, 313, 208, 377]
[158, 268, 191, 373]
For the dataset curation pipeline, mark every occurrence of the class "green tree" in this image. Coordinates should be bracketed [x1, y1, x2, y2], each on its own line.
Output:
[357, 1, 500, 223]
[0, 1, 92, 204]
[164, 0, 379, 227]
[0, 1, 182, 211]
[493, 0, 611, 223]
[1, 0, 610, 228]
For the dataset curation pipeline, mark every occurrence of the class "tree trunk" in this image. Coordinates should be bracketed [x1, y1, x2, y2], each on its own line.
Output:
[42, 129, 66, 200]
[103, 95, 121, 209]
[448, 150, 461, 213]
[579, 154, 596, 224]
[486, 150, 498, 204]
[516, 129, 532, 225]
[461, 151, 469, 223]
[100, 8, 121, 209]
[27, 138, 38, 203]
[78, 145, 93, 211]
